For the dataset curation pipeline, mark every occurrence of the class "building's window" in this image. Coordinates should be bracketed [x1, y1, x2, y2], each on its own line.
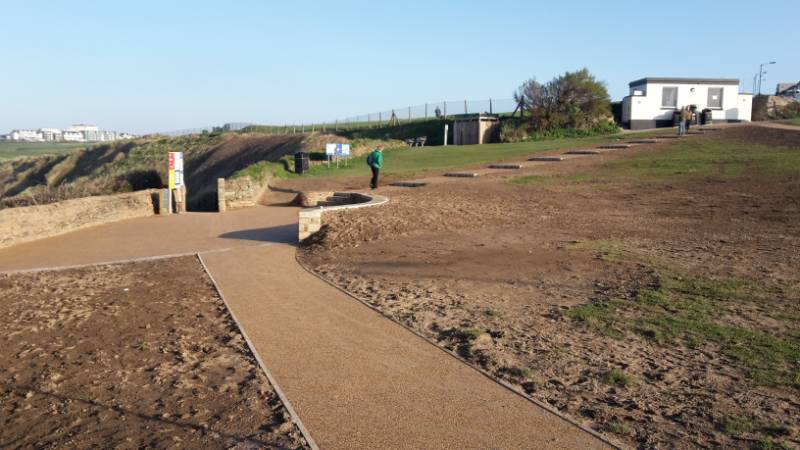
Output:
[707, 87, 723, 109]
[661, 87, 678, 108]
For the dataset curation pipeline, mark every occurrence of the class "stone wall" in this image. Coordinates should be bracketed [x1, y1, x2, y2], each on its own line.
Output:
[0, 190, 158, 249]
[298, 192, 388, 241]
[217, 175, 270, 212]
[752, 95, 800, 121]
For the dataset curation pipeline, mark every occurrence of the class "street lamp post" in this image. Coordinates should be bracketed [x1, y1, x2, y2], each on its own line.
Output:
[758, 61, 776, 95]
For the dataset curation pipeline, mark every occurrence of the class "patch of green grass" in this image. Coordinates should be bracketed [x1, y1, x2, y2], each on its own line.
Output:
[510, 175, 546, 186]
[573, 135, 800, 184]
[603, 368, 634, 388]
[603, 421, 633, 435]
[755, 438, 793, 450]
[569, 240, 632, 262]
[0, 141, 88, 161]
[566, 270, 800, 388]
[722, 414, 757, 436]
[459, 328, 484, 340]
[231, 160, 292, 180]
[777, 117, 800, 126]
[566, 301, 625, 339]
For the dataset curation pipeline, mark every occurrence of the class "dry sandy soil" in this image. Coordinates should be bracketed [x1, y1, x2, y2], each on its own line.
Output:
[0, 257, 309, 449]
[300, 126, 800, 449]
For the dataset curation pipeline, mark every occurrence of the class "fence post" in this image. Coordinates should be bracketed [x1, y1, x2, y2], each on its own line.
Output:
[464, 99, 468, 114]
[408, 106, 411, 121]
[444, 101, 447, 118]
[425, 103, 428, 118]
[489, 98, 493, 114]
[379, 112, 382, 126]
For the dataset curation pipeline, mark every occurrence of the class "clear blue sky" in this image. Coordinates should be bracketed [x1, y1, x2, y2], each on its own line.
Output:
[1, 0, 797, 134]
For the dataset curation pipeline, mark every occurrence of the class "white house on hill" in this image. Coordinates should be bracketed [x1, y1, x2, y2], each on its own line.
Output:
[622, 77, 752, 130]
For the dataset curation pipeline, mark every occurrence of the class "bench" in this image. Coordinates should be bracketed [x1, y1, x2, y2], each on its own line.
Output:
[404, 136, 427, 147]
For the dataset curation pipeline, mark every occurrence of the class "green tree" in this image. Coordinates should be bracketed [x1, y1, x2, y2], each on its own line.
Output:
[514, 68, 611, 131]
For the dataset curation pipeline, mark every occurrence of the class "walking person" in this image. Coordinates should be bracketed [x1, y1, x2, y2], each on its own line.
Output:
[685, 106, 693, 132]
[367, 145, 384, 189]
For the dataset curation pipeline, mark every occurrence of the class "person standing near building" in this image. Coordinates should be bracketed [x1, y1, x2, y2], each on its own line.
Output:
[678, 106, 690, 136]
[367, 145, 384, 189]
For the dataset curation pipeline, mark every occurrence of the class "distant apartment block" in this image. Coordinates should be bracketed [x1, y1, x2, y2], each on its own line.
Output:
[0, 124, 136, 142]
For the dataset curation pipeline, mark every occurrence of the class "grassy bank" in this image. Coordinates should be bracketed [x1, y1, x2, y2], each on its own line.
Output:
[237, 129, 667, 181]
[0, 142, 89, 161]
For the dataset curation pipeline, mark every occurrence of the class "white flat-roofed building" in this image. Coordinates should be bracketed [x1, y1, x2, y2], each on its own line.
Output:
[39, 128, 63, 141]
[622, 77, 752, 130]
[9, 129, 43, 142]
[62, 131, 86, 142]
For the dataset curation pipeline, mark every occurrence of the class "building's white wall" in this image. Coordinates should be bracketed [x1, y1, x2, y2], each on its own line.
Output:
[629, 81, 748, 122]
[737, 94, 752, 122]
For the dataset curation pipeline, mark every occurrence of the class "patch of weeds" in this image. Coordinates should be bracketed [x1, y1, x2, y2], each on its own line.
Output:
[135, 341, 148, 351]
[755, 438, 793, 450]
[566, 301, 625, 339]
[511, 175, 546, 186]
[602, 368, 634, 388]
[484, 308, 500, 317]
[568, 240, 630, 262]
[503, 366, 532, 379]
[459, 328, 484, 341]
[722, 414, 756, 436]
[603, 421, 633, 436]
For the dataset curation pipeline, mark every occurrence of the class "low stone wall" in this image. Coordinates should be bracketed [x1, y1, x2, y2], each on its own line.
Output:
[299, 192, 388, 241]
[0, 190, 158, 249]
[217, 175, 270, 212]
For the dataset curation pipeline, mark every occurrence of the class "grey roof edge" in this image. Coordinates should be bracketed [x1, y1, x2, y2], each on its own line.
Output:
[629, 77, 740, 86]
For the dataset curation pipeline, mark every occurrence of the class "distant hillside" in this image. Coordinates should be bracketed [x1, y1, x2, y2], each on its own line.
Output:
[0, 132, 360, 211]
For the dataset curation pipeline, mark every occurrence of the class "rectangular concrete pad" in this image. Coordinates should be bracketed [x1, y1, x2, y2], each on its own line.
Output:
[444, 172, 480, 178]
[655, 135, 682, 139]
[597, 144, 632, 149]
[565, 150, 602, 155]
[201, 245, 613, 450]
[529, 156, 565, 161]
[627, 139, 659, 144]
[390, 181, 427, 187]
[488, 163, 523, 169]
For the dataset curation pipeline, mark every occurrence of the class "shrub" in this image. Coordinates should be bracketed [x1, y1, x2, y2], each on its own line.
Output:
[514, 68, 612, 132]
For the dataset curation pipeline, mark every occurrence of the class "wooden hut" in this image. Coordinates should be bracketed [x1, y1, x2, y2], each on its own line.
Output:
[452, 114, 500, 145]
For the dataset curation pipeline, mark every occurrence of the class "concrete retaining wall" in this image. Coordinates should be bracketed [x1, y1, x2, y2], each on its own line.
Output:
[0, 189, 158, 249]
[299, 192, 388, 241]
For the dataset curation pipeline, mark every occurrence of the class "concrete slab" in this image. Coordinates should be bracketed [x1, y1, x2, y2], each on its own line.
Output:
[597, 144, 632, 149]
[444, 172, 480, 178]
[565, 150, 602, 155]
[627, 139, 659, 144]
[488, 163, 523, 169]
[389, 181, 428, 187]
[529, 156, 565, 162]
[655, 135, 682, 139]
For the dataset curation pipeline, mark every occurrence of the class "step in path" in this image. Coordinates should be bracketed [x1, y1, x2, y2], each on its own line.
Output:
[444, 171, 480, 178]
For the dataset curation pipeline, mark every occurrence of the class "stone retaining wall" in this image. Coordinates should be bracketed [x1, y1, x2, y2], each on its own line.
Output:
[217, 175, 270, 212]
[0, 189, 158, 249]
[299, 192, 388, 241]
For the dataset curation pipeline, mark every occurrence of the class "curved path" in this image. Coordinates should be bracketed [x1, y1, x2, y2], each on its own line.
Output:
[0, 206, 613, 449]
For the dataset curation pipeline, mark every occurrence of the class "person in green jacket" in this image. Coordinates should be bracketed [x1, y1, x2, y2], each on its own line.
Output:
[367, 145, 384, 189]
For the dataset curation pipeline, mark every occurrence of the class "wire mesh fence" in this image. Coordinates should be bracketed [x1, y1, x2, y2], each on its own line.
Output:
[157, 98, 520, 136]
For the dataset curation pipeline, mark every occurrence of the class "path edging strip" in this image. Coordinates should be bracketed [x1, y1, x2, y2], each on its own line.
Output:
[293, 252, 624, 450]
[198, 253, 321, 450]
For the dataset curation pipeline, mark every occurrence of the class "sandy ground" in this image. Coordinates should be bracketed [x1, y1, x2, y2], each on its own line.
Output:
[0, 256, 308, 449]
[299, 126, 800, 449]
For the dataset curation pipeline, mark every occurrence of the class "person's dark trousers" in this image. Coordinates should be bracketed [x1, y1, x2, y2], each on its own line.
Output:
[370, 166, 379, 189]
[686, 120, 691, 131]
